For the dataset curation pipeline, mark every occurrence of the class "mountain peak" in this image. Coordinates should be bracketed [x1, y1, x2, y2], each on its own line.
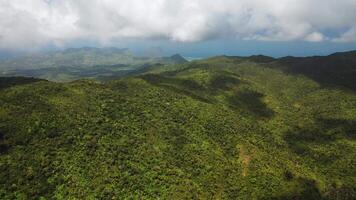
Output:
[247, 55, 275, 63]
[170, 54, 187, 63]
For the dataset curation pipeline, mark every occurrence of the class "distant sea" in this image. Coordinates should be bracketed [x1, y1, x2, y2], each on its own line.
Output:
[183, 57, 203, 61]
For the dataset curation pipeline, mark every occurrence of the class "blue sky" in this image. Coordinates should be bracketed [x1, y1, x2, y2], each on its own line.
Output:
[1, 0, 356, 57]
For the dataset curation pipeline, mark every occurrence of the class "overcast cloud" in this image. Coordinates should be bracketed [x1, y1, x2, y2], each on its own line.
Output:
[1, 0, 356, 49]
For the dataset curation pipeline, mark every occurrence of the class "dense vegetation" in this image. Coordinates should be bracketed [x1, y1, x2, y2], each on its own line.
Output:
[0, 51, 355, 199]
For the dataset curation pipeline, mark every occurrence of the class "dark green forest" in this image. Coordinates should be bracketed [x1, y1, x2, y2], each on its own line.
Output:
[0, 51, 355, 199]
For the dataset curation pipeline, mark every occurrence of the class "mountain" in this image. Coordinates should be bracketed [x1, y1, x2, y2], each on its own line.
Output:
[0, 51, 355, 199]
[275, 51, 356, 91]
[169, 54, 188, 64]
[0, 47, 187, 82]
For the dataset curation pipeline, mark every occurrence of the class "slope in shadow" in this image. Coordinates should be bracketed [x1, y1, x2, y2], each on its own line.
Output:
[276, 52, 356, 92]
[271, 178, 322, 200]
[319, 118, 356, 140]
[273, 177, 354, 200]
[227, 90, 274, 118]
[0, 130, 9, 154]
[284, 118, 356, 161]
[0, 77, 43, 90]
[208, 73, 241, 91]
[140, 74, 214, 103]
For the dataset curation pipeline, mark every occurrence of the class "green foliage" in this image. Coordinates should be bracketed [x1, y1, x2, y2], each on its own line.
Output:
[0, 52, 355, 199]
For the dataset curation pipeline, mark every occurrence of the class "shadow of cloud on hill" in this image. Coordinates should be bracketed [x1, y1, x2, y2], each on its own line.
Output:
[140, 74, 214, 103]
[270, 178, 323, 200]
[208, 73, 241, 91]
[270, 177, 355, 200]
[0, 130, 10, 154]
[141, 71, 246, 104]
[227, 90, 274, 118]
[284, 128, 336, 158]
[284, 118, 356, 162]
[275, 54, 356, 92]
[0, 77, 43, 90]
[319, 118, 356, 140]
[161, 63, 209, 76]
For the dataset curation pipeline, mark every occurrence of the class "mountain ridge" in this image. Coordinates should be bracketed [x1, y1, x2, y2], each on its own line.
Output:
[0, 50, 355, 199]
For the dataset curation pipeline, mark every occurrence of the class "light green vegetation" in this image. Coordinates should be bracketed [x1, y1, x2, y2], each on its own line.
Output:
[0, 52, 355, 199]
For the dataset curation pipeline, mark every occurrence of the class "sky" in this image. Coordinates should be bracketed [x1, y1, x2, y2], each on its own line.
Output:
[1, 0, 356, 57]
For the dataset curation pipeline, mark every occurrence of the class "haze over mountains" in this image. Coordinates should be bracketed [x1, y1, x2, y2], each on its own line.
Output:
[0, 47, 187, 82]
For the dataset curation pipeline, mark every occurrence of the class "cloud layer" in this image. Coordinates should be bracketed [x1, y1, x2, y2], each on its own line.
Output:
[1, 0, 356, 49]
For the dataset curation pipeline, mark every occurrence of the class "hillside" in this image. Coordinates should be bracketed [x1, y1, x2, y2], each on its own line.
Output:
[275, 51, 356, 92]
[0, 52, 355, 199]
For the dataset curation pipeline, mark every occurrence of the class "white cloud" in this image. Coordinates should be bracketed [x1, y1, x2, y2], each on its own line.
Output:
[333, 27, 356, 42]
[305, 32, 325, 42]
[0, 0, 356, 49]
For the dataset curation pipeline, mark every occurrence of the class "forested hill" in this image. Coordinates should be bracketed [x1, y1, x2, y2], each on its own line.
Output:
[0, 51, 355, 199]
[127, 50, 356, 92]
[275, 50, 356, 91]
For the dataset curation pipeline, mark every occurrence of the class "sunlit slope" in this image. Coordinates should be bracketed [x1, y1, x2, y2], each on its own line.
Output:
[0, 55, 355, 199]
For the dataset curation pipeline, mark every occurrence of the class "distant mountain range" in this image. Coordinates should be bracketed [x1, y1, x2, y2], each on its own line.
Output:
[0, 47, 187, 81]
[2, 48, 356, 89]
